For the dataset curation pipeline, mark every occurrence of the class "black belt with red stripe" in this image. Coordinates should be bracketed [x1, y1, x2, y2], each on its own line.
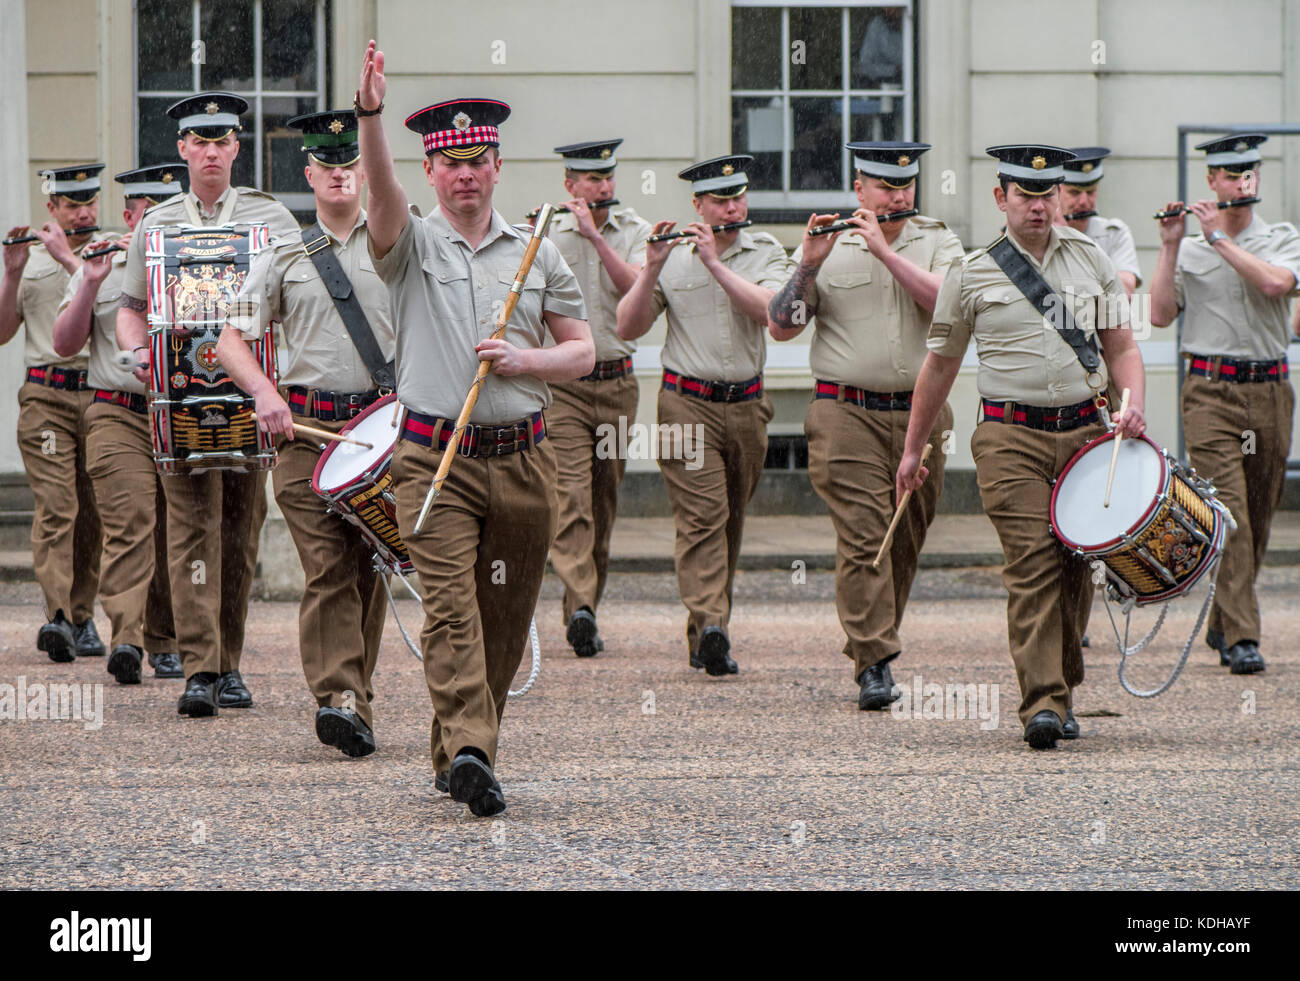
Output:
[1186, 354, 1289, 383]
[401, 409, 546, 457]
[286, 386, 382, 422]
[980, 397, 1099, 433]
[93, 389, 148, 414]
[662, 369, 762, 403]
[578, 356, 633, 382]
[814, 380, 913, 411]
[26, 366, 89, 391]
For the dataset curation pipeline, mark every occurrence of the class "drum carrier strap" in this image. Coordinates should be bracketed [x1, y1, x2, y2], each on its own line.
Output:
[301, 222, 396, 391]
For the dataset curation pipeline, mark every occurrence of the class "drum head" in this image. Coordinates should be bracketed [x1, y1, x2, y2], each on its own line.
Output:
[313, 396, 402, 495]
[1052, 434, 1165, 550]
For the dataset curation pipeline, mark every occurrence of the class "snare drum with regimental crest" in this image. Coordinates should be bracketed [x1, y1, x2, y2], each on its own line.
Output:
[1050, 433, 1232, 605]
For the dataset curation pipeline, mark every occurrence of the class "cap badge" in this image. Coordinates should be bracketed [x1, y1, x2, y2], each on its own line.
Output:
[1031, 156, 1046, 170]
[897, 155, 910, 167]
[453, 112, 472, 131]
[600, 148, 612, 159]
[1235, 141, 1248, 153]
[328, 119, 344, 134]
[1081, 162, 1094, 173]
[162, 172, 174, 184]
[75, 172, 87, 183]
[205, 102, 220, 115]
[721, 164, 734, 176]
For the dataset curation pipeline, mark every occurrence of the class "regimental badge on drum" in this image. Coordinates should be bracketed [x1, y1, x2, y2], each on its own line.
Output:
[170, 371, 188, 390]
[186, 337, 223, 383]
[200, 407, 229, 428]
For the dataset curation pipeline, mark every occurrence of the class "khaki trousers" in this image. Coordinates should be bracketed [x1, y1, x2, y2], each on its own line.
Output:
[392, 433, 557, 773]
[972, 419, 1103, 726]
[84, 402, 175, 652]
[272, 417, 386, 728]
[1182, 373, 1293, 647]
[16, 382, 101, 623]
[161, 466, 267, 677]
[806, 396, 953, 678]
[657, 387, 772, 655]
[548, 374, 639, 622]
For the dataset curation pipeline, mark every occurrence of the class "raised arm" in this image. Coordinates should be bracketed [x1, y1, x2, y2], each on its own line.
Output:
[357, 40, 408, 259]
[52, 252, 114, 356]
[616, 221, 680, 341]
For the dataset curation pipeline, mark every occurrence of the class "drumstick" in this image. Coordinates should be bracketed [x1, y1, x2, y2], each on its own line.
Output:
[412, 203, 558, 534]
[251, 413, 373, 449]
[1103, 388, 1131, 509]
[874, 443, 932, 568]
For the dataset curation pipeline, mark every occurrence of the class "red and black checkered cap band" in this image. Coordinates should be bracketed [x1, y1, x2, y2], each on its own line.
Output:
[422, 126, 499, 156]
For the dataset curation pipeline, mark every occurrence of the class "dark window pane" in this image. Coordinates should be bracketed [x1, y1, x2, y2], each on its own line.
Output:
[199, 0, 254, 90]
[847, 94, 905, 142]
[263, 96, 321, 193]
[732, 96, 783, 191]
[138, 0, 193, 92]
[790, 98, 842, 190]
[731, 6, 781, 90]
[264, 0, 319, 91]
[789, 7, 840, 91]
[850, 6, 905, 90]
[138, 97, 183, 167]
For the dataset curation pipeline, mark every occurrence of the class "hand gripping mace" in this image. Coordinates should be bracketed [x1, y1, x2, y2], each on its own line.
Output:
[412, 204, 557, 534]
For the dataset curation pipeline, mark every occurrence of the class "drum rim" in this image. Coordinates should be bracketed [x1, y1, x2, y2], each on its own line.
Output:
[1050, 432, 1167, 554]
[310, 393, 400, 496]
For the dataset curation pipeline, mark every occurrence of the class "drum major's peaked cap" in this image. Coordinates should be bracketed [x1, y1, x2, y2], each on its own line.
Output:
[678, 154, 753, 198]
[1062, 146, 1111, 185]
[114, 163, 187, 202]
[39, 163, 106, 203]
[405, 99, 511, 159]
[847, 141, 930, 187]
[1195, 133, 1267, 173]
[288, 109, 360, 167]
[167, 91, 248, 139]
[553, 139, 622, 172]
[986, 144, 1076, 195]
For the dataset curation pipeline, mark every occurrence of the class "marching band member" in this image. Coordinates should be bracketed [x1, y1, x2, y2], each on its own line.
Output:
[116, 92, 298, 717]
[1058, 148, 1141, 297]
[356, 42, 593, 815]
[0, 164, 105, 664]
[219, 110, 395, 757]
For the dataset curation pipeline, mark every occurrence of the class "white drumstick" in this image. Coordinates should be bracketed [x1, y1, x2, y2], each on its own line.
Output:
[251, 412, 374, 449]
[1104, 387, 1131, 509]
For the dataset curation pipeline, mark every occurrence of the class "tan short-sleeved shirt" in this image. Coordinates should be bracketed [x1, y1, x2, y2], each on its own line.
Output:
[550, 206, 651, 360]
[1085, 215, 1141, 287]
[928, 225, 1124, 406]
[651, 228, 791, 381]
[60, 251, 142, 393]
[15, 244, 89, 368]
[229, 212, 395, 392]
[121, 186, 300, 302]
[371, 206, 587, 422]
[1173, 213, 1300, 360]
[791, 215, 964, 391]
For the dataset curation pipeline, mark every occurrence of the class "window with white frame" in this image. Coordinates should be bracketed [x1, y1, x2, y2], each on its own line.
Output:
[134, 0, 330, 215]
[731, 1, 914, 213]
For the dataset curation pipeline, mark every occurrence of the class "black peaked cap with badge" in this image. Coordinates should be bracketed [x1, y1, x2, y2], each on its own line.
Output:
[288, 110, 360, 167]
[1063, 146, 1110, 186]
[1195, 133, 1267, 174]
[405, 99, 511, 159]
[847, 141, 930, 188]
[114, 163, 187, 203]
[167, 92, 248, 139]
[39, 164, 106, 203]
[986, 144, 1076, 195]
[554, 139, 622, 173]
[678, 154, 753, 198]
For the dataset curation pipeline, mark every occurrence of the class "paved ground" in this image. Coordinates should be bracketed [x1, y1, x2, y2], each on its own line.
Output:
[1, 561, 1295, 890]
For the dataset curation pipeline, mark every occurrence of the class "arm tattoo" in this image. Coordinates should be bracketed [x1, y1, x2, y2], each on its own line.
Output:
[768, 262, 819, 332]
[120, 294, 147, 313]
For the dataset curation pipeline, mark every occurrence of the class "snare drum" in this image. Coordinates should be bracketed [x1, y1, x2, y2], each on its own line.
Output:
[311, 394, 411, 575]
[1051, 433, 1230, 605]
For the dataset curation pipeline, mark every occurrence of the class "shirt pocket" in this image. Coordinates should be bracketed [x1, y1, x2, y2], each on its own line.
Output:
[497, 268, 546, 334]
[1180, 250, 1221, 278]
[1058, 277, 1103, 335]
[825, 270, 872, 290]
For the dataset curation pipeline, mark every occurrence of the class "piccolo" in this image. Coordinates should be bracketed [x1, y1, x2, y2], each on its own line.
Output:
[1063, 210, 1097, 221]
[83, 243, 125, 260]
[525, 199, 618, 220]
[808, 210, 919, 235]
[3, 225, 100, 246]
[646, 220, 752, 243]
[1153, 196, 1260, 220]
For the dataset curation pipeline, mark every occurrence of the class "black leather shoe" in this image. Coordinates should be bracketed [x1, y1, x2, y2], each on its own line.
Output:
[690, 626, 737, 676]
[177, 673, 219, 718]
[1206, 629, 1230, 666]
[435, 771, 449, 794]
[857, 660, 901, 711]
[37, 611, 76, 663]
[449, 751, 506, 816]
[107, 644, 143, 685]
[315, 706, 376, 758]
[1080, 634, 1091, 648]
[1226, 641, 1265, 675]
[216, 670, 253, 708]
[1063, 709, 1080, 740]
[1023, 710, 1064, 749]
[566, 608, 601, 658]
[73, 618, 105, 657]
[149, 651, 183, 679]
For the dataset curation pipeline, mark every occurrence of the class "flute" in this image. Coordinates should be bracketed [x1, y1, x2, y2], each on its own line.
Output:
[83, 243, 125, 260]
[3, 225, 100, 246]
[1153, 197, 1260, 220]
[1063, 210, 1097, 221]
[808, 210, 919, 235]
[526, 199, 618, 220]
[646, 220, 752, 243]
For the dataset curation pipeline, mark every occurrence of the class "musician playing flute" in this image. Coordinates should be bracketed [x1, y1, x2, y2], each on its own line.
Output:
[356, 42, 593, 816]
[218, 111, 395, 757]
[1150, 133, 1300, 676]
[116, 92, 298, 718]
[1057, 148, 1140, 297]
[616, 155, 791, 676]
[52, 165, 186, 684]
[0, 164, 106, 664]
[768, 142, 964, 711]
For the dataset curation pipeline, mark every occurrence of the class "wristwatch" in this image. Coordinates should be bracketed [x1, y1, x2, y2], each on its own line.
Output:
[1208, 229, 1228, 245]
